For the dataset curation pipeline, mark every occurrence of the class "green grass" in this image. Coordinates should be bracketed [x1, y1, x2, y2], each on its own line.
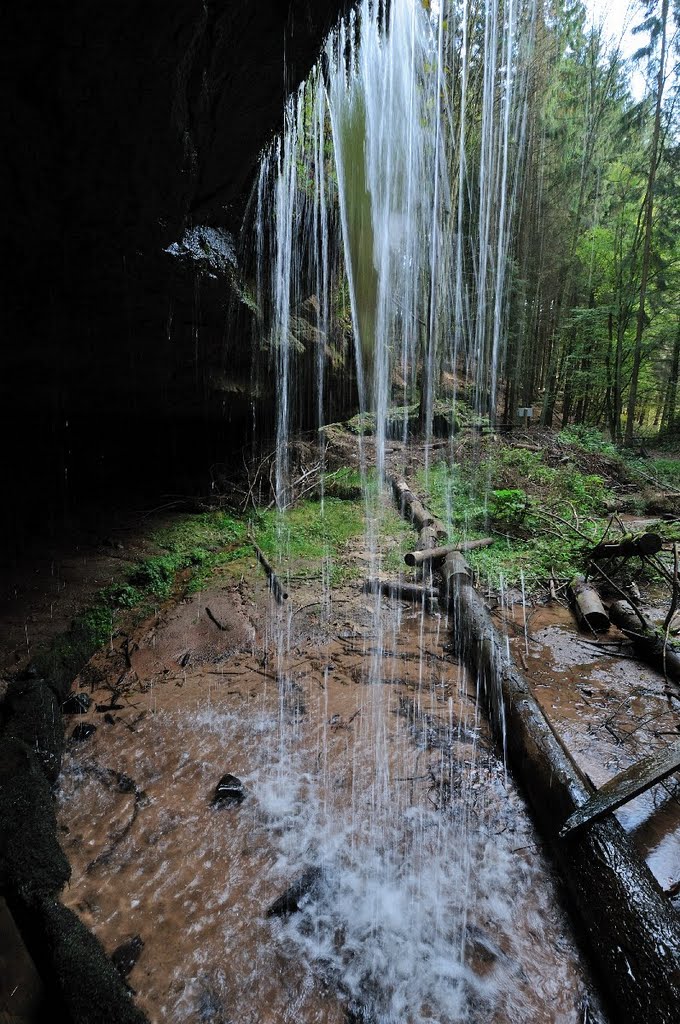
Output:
[30, 511, 251, 691]
[415, 451, 612, 589]
[557, 425, 620, 458]
[628, 457, 680, 491]
[250, 496, 368, 585]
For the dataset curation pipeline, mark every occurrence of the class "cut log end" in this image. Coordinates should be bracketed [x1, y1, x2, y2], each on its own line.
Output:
[569, 575, 610, 633]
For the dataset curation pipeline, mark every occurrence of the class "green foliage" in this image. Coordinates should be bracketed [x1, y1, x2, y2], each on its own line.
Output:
[640, 457, 680, 489]
[416, 444, 612, 589]
[488, 489, 528, 528]
[650, 520, 680, 543]
[467, 531, 590, 590]
[251, 497, 368, 584]
[101, 583, 143, 609]
[558, 425, 620, 458]
[557, 467, 610, 511]
[321, 465, 365, 498]
[129, 555, 177, 599]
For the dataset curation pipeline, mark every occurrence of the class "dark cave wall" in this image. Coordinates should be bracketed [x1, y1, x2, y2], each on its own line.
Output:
[1, 1, 349, 558]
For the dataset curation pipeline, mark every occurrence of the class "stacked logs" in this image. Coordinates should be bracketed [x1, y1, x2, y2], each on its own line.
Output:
[388, 478, 680, 1024]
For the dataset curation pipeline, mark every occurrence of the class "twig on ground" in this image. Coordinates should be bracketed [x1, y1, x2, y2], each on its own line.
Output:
[532, 507, 595, 543]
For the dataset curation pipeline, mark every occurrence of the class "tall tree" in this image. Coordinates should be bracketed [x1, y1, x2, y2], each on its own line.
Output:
[625, 0, 670, 443]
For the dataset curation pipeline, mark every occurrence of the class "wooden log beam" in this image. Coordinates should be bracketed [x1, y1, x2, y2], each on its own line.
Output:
[404, 537, 493, 568]
[363, 578, 438, 610]
[569, 575, 610, 633]
[439, 559, 680, 1024]
[609, 600, 680, 682]
[249, 538, 288, 604]
[591, 533, 663, 560]
[417, 525, 439, 552]
[560, 740, 680, 836]
[389, 477, 447, 538]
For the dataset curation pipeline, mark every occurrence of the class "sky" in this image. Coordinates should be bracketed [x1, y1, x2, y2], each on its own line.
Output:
[583, 0, 648, 98]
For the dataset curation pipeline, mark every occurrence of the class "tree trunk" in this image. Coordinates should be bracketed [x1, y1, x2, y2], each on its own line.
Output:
[363, 578, 439, 609]
[390, 478, 447, 537]
[625, 0, 669, 445]
[568, 575, 610, 633]
[661, 317, 680, 434]
[404, 537, 493, 568]
[590, 533, 663, 559]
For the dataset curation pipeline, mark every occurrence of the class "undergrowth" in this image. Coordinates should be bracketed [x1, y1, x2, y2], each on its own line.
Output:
[416, 447, 613, 589]
[250, 496, 369, 585]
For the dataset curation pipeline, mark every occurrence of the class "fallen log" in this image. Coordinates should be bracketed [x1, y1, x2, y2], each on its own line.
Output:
[389, 477, 447, 538]
[439, 557, 680, 1024]
[609, 600, 680, 682]
[404, 537, 493, 568]
[568, 575, 610, 633]
[363, 578, 438, 611]
[560, 740, 680, 836]
[250, 538, 288, 604]
[413, 524, 438, 583]
[591, 533, 663, 560]
[417, 525, 439, 552]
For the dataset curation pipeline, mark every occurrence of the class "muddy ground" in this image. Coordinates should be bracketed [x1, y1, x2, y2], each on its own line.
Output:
[1, 434, 678, 1024]
[52, 561, 608, 1023]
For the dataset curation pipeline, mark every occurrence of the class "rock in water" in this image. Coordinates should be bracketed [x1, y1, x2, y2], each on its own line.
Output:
[71, 722, 97, 742]
[211, 773, 245, 807]
[61, 692, 92, 714]
[111, 935, 144, 978]
[266, 866, 324, 917]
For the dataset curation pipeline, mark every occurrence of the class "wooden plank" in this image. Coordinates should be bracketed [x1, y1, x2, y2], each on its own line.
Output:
[560, 740, 680, 837]
[404, 537, 493, 567]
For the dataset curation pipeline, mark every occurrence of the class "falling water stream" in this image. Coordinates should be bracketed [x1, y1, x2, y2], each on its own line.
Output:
[244, 1, 595, 1021]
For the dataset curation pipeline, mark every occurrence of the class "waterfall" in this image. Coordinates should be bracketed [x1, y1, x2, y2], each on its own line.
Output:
[241, 4, 584, 1023]
[253, 0, 536, 474]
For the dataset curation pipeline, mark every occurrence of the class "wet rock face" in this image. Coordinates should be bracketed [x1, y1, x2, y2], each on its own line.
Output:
[112, 935, 145, 979]
[1, 1, 347, 556]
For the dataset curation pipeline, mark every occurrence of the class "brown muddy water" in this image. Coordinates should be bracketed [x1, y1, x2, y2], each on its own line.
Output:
[495, 596, 680, 897]
[56, 571, 609, 1024]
